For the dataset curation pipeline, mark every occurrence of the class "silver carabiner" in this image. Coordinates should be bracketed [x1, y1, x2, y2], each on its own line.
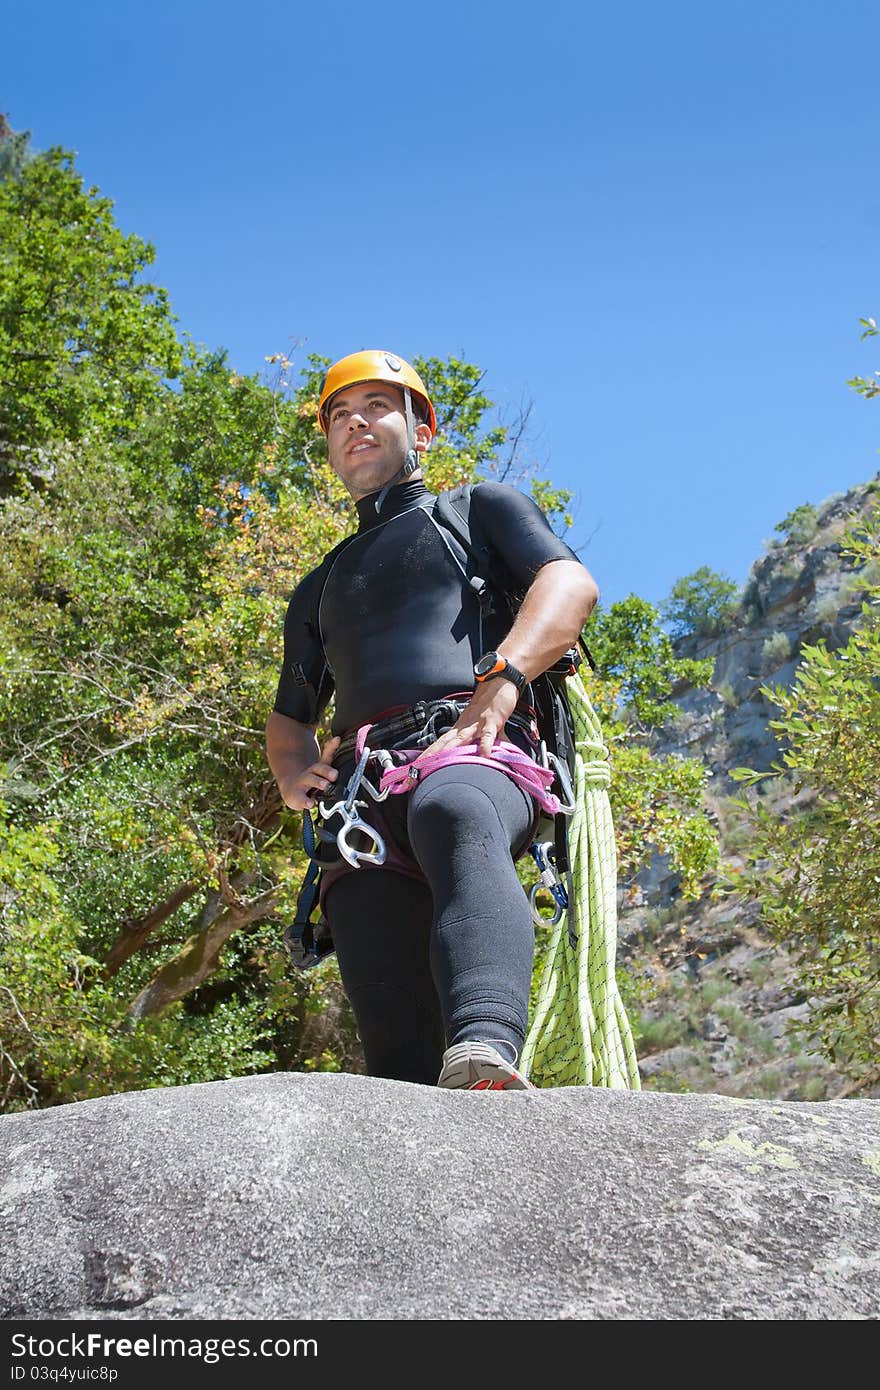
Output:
[335, 801, 387, 868]
[528, 839, 567, 926]
[529, 880, 564, 926]
[540, 741, 577, 817]
[318, 744, 388, 867]
[358, 764, 392, 803]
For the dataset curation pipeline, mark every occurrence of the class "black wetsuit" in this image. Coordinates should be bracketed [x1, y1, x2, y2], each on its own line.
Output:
[274, 479, 580, 1083]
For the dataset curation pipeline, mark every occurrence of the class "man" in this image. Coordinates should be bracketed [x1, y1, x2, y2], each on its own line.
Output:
[266, 350, 598, 1090]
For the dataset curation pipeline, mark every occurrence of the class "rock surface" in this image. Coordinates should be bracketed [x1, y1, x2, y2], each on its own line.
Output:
[2, 1073, 879, 1321]
[619, 477, 880, 1102]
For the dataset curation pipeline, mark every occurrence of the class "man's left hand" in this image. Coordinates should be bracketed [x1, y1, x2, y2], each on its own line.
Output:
[417, 678, 520, 761]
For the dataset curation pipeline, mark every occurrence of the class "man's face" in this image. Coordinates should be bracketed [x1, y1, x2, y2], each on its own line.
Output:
[325, 382, 431, 501]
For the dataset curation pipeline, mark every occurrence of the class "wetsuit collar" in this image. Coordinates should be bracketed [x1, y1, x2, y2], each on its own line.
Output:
[355, 479, 434, 532]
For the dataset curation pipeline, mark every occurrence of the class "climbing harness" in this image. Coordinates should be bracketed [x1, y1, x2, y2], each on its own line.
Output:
[377, 739, 562, 816]
[314, 717, 561, 870]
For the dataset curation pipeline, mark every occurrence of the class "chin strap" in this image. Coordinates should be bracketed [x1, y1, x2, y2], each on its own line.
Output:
[374, 386, 420, 514]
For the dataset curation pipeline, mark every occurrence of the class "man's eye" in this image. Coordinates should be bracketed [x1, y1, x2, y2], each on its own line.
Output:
[331, 409, 347, 422]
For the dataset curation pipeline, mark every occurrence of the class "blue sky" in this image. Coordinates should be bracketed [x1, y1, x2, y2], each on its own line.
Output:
[5, 0, 879, 606]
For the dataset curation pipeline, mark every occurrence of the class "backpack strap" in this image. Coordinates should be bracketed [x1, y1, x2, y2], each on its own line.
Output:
[431, 485, 509, 622]
[433, 485, 596, 672]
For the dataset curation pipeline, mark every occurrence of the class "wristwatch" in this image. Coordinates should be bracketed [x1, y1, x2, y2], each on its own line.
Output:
[473, 650, 527, 694]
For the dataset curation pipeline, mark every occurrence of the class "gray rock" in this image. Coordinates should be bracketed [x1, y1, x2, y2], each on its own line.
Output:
[763, 1003, 812, 1041]
[632, 851, 680, 904]
[636, 1046, 701, 1078]
[2, 1074, 879, 1321]
[703, 1014, 729, 1042]
[707, 1036, 742, 1078]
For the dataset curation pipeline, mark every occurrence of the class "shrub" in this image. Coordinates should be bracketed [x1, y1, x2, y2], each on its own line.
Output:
[634, 1012, 690, 1053]
[814, 589, 846, 625]
[775, 504, 819, 546]
[662, 567, 741, 640]
[752, 1068, 785, 1098]
[698, 977, 734, 1006]
[761, 631, 792, 671]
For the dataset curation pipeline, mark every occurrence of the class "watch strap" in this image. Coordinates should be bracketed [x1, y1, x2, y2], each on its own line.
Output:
[475, 653, 526, 693]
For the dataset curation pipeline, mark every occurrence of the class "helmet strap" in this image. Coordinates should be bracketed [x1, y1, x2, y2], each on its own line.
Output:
[374, 385, 420, 513]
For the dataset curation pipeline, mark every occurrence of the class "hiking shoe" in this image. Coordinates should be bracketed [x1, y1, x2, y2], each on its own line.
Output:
[437, 1041, 535, 1091]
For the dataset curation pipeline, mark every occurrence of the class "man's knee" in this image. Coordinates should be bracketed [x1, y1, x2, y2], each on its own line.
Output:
[409, 781, 510, 863]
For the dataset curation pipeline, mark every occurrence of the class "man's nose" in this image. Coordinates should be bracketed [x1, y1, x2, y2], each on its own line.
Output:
[347, 411, 368, 431]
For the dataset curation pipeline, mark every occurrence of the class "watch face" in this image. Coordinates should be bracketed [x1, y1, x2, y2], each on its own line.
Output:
[475, 652, 499, 676]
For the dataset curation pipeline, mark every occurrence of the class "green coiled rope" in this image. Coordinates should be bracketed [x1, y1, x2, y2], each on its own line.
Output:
[521, 670, 641, 1089]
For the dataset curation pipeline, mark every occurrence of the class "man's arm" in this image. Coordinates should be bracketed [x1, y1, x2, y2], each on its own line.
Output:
[265, 711, 341, 811]
[497, 557, 598, 682]
[419, 557, 598, 760]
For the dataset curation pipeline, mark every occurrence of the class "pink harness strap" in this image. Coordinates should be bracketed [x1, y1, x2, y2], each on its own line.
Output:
[352, 723, 562, 818]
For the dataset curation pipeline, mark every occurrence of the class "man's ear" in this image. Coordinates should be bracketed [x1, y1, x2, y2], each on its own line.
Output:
[414, 422, 433, 454]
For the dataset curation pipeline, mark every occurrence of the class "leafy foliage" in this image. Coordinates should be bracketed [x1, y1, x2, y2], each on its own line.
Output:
[661, 566, 740, 640]
[587, 595, 714, 728]
[774, 503, 819, 546]
[0, 149, 181, 454]
[731, 501, 880, 1087]
[583, 597, 718, 897]
[846, 316, 879, 400]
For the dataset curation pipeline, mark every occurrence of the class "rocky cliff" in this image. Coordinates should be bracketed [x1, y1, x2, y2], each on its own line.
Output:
[619, 476, 879, 1102]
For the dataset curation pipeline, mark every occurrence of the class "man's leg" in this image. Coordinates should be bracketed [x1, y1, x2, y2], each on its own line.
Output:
[324, 869, 446, 1085]
[402, 764, 535, 1075]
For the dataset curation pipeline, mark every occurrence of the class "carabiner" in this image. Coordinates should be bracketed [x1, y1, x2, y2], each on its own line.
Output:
[529, 880, 564, 926]
[336, 802, 387, 868]
[319, 797, 387, 868]
[357, 760, 392, 803]
[540, 742, 576, 817]
[528, 840, 568, 926]
[318, 745, 388, 868]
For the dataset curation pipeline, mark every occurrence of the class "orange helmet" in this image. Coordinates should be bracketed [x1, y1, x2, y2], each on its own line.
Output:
[317, 350, 436, 436]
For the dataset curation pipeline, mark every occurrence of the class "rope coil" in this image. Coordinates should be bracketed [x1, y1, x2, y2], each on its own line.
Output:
[521, 671, 641, 1090]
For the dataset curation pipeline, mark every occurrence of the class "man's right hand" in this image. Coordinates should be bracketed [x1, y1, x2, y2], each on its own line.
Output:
[283, 734, 342, 812]
[287, 733, 343, 811]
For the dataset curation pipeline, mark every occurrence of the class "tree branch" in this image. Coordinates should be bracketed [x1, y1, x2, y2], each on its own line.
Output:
[125, 881, 280, 1020]
[102, 879, 202, 979]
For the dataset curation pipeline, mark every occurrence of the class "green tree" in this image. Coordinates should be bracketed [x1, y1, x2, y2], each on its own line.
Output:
[584, 596, 718, 897]
[774, 503, 818, 546]
[0, 148, 181, 456]
[729, 331, 880, 1090]
[588, 594, 714, 728]
[731, 507, 880, 1087]
[661, 566, 740, 640]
